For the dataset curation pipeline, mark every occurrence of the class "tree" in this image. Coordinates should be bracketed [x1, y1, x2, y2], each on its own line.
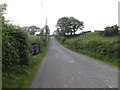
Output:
[56, 16, 84, 36]
[40, 28, 44, 36]
[66, 17, 84, 35]
[0, 3, 7, 26]
[56, 17, 69, 36]
[28, 25, 39, 35]
[102, 25, 119, 36]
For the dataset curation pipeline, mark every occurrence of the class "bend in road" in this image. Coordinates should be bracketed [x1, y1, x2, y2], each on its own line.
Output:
[31, 37, 118, 88]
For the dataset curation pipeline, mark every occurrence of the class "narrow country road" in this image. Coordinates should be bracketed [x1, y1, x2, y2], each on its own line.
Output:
[30, 37, 118, 88]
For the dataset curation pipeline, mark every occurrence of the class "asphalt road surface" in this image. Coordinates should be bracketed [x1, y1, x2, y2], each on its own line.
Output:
[31, 37, 118, 88]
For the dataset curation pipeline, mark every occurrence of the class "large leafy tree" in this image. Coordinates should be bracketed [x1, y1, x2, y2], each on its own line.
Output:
[56, 16, 84, 36]
[28, 25, 39, 35]
[56, 17, 69, 36]
[67, 17, 84, 35]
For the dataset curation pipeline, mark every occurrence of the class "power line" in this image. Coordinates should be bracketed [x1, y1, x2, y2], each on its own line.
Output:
[40, 0, 43, 9]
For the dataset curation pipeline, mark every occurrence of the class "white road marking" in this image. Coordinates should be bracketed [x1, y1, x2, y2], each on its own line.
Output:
[109, 86, 112, 88]
[104, 80, 109, 82]
[56, 54, 59, 58]
[56, 54, 58, 56]
[78, 72, 81, 75]
[69, 60, 74, 63]
[103, 80, 113, 88]
[72, 78, 74, 80]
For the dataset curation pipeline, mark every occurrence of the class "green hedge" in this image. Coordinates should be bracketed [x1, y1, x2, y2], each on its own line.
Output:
[55, 35, 67, 43]
[2, 23, 47, 71]
[28, 35, 46, 55]
[2, 24, 30, 70]
[57, 35, 120, 64]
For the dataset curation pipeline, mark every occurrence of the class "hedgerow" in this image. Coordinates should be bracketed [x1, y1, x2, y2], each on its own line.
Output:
[2, 24, 30, 70]
[56, 33, 120, 65]
[2, 22, 49, 88]
[1, 3, 49, 88]
[2, 23, 48, 70]
[28, 35, 46, 55]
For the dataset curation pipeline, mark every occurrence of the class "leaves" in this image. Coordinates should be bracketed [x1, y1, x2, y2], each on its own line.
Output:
[56, 16, 84, 36]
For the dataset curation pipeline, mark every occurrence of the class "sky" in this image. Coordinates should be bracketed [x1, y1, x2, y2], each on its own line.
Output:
[0, 0, 119, 34]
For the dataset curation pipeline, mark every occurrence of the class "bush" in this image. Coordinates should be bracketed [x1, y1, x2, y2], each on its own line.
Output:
[2, 24, 47, 71]
[85, 40, 120, 61]
[28, 35, 46, 55]
[62, 36, 120, 62]
[64, 38, 85, 50]
[101, 25, 119, 36]
[86, 41, 102, 51]
[2, 24, 30, 70]
[56, 36, 67, 43]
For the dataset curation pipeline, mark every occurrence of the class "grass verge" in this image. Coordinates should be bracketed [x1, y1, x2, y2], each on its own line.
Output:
[2, 43, 50, 88]
[56, 38, 119, 67]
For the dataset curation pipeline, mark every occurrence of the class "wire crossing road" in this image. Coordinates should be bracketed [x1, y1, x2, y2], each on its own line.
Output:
[31, 37, 118, 88]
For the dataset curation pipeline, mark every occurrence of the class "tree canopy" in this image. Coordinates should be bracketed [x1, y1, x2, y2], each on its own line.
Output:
[56, 16, 84, 36]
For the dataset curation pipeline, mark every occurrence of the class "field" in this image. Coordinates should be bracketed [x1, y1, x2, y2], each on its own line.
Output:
[67, 32, 119, 43]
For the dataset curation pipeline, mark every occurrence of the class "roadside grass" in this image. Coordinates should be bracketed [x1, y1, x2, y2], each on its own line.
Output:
[68, 47, 119, 67]
[2, 43, 49, 88]
[56, 32, 119, 67]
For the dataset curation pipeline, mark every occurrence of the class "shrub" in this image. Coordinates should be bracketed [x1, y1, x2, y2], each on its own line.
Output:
[63, 36, 120, 62]
[28, 35, 46, 55]
[102, 25, 119, 36]
[59, 37, 67, 43]
[2, 24, 30, 69]
[56, 36, 67, 43]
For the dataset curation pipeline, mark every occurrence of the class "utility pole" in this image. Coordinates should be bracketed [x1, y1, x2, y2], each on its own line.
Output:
[45, 18, 48, 42]
[40, 0, 49, 42]
[46, 18, 47, 26]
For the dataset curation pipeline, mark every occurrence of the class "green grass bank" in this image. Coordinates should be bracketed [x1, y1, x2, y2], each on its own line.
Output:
[56, 32, 120, 67]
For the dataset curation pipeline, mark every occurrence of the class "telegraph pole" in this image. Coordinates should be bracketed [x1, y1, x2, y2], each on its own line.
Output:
[40, 0, 49, 42]
[45, 18, 49, 42]
[46, 18, 47, 26]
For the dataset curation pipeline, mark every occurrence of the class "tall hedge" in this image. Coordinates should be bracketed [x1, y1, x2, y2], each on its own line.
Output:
[2, 24, 30, 70]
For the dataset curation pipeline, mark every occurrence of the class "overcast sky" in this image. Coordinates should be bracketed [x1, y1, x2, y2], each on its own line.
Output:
[0, 0, 119, 34]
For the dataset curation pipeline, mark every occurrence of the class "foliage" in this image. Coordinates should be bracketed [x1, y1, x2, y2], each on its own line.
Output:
[2, 23, 49, 87]
[2, 44, 49, 88]
[56, 16, 84, 36]
[44, 25, 50, 35]
[28, 35, 46, 55]
[2, 24, 30, 69]
[1, 3, 50, 88]
[56, 32, 120, 66]
[55, 35, 67, 43]
[100, 25, 119, 36]
[66, 17, 84, 35]
[56, 17, 68, 36]
[2, 23, 48, 67]
[27, 25, 41, 35]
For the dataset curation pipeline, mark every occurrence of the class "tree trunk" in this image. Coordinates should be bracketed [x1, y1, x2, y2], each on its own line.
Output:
[71, 31, 72, 36]
[74, 29, 75, 35]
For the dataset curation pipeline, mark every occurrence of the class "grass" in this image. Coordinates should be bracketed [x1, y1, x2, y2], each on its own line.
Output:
[68, 32, 119, 43]
[68, 47, 119, 67]
[56, 32, 120, 67]
[2, 42, 49, 88]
